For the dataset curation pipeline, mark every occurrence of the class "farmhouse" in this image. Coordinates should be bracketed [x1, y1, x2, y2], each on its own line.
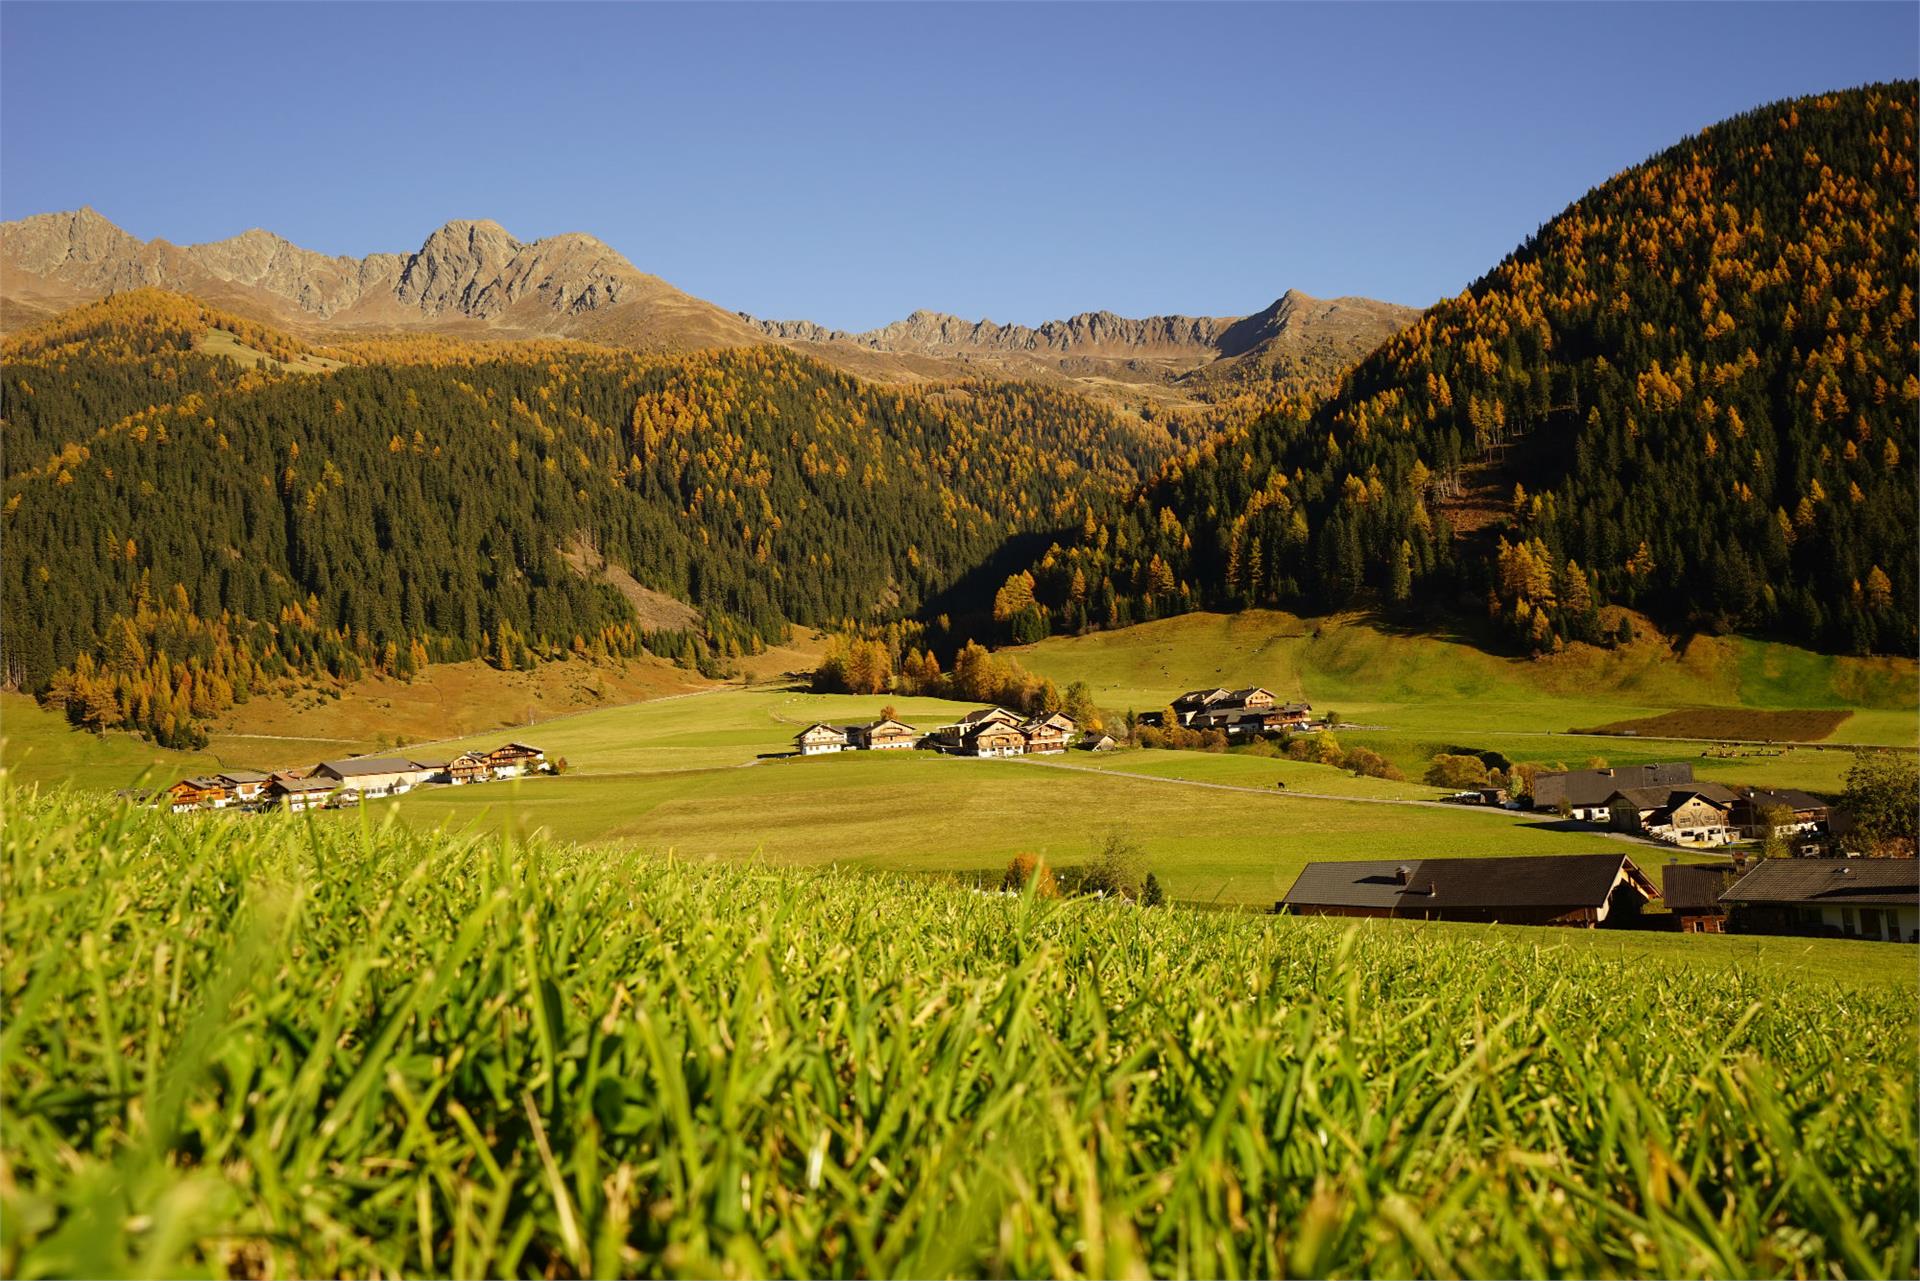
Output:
[961, 721, 1028, 757]
[1082, 733, 1118, 752]
[1018, 711, 1076, 754]
[1531, 762, 1694, 821]
[1607, 784, 1738, 846]
[313, 756, 438, 798]
[794, 723, 849, 755]
[485, 743, 547, 777]
[849, 718, 920, 750]
[1720, 858, 1919, 943]
[1162, 687, 1301, 730]
[1279, 853, 1658, 928]
[448, 752, 489, 783]
[932, 706, 1021, 751]
[214, 770, 270, 804]
[1190, 706, 1290, 737]
[1729, 787, 1831, 848]
[165, 777, 230, 813]
[1169, 689, 1232, 723]
[266, 776, 338, 812]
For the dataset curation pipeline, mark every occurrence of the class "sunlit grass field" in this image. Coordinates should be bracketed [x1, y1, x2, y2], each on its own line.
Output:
[365, 751, 1641, 908]
[3, 788, 1912, 1278]
[1008, 609, 1918, 786]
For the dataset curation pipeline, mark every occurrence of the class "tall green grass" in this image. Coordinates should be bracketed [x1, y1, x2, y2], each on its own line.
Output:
[3, 785, 1914, 1277]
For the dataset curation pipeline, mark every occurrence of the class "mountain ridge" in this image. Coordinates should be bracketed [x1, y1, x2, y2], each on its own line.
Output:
[0, 208, 1417, 406]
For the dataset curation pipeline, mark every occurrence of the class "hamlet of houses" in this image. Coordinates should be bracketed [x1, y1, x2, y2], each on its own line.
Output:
[1522, 761, 1849, 853]
[150, 741, 553, 815]
[794, 706, 1089, 758]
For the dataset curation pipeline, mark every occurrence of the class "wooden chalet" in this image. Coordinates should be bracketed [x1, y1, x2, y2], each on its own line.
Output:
[485, 742, 548, 777]
[1719, 858, 1919, 943]
[1164, 686, 1303, 735]
[1019, 712, 1076, 754]
[1170, 689, 1231, 725]
[1530, 762, 1693, 821]
[1081, 733, 1118, 752]
[266, 776, 339, 812]
[934, 707, 1022, 751]
[849, 718, 920, 750]
[1279, 854, 1658, 928]
[794, 723, 850, 756]
[214, 770, 270, 804]
[448, 752, 490, 783]
[1191, 706, 1290, 737]
[963, 721, 1028, 758]
[1607, 784, 1737, 846]
[165, 777, 230, 813]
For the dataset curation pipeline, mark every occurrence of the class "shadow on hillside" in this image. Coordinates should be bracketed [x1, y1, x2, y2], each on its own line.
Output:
[917, 526, 1076, 631]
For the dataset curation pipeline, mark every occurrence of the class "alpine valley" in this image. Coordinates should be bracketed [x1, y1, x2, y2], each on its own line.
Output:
[0, 84, 1914, 753]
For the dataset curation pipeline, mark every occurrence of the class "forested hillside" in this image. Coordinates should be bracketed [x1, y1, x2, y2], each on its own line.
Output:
[1005, 85, 1918, 655]
[1, 292, 1152, 742]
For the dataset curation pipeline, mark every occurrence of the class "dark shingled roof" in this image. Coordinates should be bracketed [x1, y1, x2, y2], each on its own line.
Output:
[1737, 787, 1830, 812]
[1282, 854, 1650, 913]
[1534, 762, 1694, 808]
[1720, 858, 1918, 908]
[1611, 782, 1737, 812]
[1662, 862, 1739, 912]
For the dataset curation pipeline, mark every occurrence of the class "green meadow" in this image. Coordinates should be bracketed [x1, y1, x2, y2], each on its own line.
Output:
[5, 609, 1909, 909]
[4, 789, 1912, 1278]
[366, 751, 1637, 909]
[1009, 610, 1918, 788]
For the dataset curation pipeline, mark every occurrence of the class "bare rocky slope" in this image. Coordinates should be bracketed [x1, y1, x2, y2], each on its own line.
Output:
[1, 208, 1417, 403]
[749, 292, 1419, 406]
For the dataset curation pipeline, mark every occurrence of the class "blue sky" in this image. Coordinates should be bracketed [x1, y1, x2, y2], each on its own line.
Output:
[2, 3, 1914, 329]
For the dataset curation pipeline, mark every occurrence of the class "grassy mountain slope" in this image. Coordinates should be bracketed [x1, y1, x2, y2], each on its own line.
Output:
[0, 291, 1158, 742]
[1014, 84, 1918, 656]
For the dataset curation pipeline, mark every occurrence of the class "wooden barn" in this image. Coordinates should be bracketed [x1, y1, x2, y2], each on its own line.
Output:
[1278, 854, 1658, 928]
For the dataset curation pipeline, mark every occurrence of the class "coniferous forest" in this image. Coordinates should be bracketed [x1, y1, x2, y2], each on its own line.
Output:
[1003, 84, 1918, 656]
[1, 292, 1158, 741]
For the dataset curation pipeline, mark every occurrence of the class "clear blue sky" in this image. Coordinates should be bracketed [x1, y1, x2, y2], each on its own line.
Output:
[3, 2, 1913, 329]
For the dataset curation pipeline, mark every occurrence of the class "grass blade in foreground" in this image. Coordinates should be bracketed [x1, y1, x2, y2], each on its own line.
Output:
[1, 784, 1914, 1277]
